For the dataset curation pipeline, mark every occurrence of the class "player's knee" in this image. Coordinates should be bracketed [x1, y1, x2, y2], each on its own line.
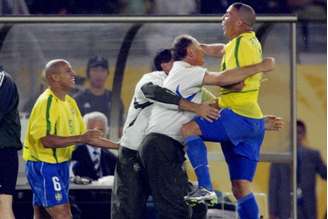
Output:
[181, 124, 191, 137]
[0, 194, 13, 208]
[53, 211, 72, 219]
[49, 204, 72, 219]
[231, 180, 251, 199]
[181, 122, 198, 138]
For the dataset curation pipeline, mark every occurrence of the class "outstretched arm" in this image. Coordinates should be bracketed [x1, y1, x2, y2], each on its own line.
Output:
[41, 129, 102, 148]
[203, 57, 275, 86]
[200, 43, 225, 58]
[87, 137, 119, 150]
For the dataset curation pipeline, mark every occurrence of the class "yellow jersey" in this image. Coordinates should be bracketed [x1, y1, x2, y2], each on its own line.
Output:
[23, 88, 86, 163]
[218, 31, 263, 119]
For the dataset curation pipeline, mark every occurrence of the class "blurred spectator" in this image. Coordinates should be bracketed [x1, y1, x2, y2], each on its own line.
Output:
[149, 0, 197, 14]
[118, 0, 147, 14]
[71, 0, 121, 14]
[287, 0, 326, 50]
[74, 55, 125, 135]
[28, 0, 122, 14]
[201, 0, 290, 14]
[71, 112, 117, 181]
[26, 0, 73, 14]
[0, 0, 29, 14]
[225, 0, 289, 13]
[199, 0, 225, 14]
[269, 120, 327, 219]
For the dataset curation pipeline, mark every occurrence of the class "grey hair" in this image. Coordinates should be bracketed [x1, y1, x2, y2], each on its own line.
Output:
[83, 111, 108, 134]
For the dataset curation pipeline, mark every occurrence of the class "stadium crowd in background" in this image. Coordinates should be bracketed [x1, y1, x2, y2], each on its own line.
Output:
[12, 0, 324, 16]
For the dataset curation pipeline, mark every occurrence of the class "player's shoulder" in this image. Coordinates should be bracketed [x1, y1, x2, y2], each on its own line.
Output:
[239, 33, 260, 47]
[30, 89, 57, 114]
[144, 70, 166, 80]
[66, 94, 80, 108]
[35, 89, 53, 104]
[139, 71, 166, 85]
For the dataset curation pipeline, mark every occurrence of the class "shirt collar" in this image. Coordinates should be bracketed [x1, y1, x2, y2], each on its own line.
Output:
[234, 31, 255, 40]
[174, 60, 192, 68]
[86, 145, 101, 156]
[45, 88, 67, 102]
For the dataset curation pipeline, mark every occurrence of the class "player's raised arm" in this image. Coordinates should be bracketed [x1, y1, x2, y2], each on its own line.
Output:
[40, 129, 102, 148]
[200, 43, 225, 58]
[203, 57, 275, 86]
[87, 137, 119, 149]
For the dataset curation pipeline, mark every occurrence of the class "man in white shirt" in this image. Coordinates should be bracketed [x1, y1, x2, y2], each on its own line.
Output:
[111, 49, 220, 219]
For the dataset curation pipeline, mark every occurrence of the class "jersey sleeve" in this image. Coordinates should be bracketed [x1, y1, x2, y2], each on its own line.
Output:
[29, 96, 59, 140]
[189, 66, 207, 87]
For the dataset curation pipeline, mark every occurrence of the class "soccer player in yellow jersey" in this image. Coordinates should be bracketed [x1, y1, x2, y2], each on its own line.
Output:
[23, 59, 118, 219]
[182, 3, 268, 219]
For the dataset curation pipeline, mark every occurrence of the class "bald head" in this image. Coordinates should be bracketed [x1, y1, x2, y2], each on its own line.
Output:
[231, 3, 256, 27]
[43, 59, 70, 82]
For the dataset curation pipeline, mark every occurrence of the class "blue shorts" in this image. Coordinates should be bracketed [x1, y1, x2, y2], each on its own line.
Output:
[194, 108, 264, 181]
[25, 161, 70, 207]
[221, 141, 258, 181]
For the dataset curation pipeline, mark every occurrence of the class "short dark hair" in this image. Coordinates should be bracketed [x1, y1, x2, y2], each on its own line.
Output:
[297, 119, 306, 133]
[86, 56, 109, 78]
[172, 35, 193, 61]
[231, 2, 256, 27]
[153, 49, 172, 71]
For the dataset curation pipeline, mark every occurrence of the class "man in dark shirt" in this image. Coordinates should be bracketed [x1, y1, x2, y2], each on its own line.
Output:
[0, 68, 22, 219]
[71, 112, 117, 181]
[74, 56, 124, 136]
[269, 120, 327, 219]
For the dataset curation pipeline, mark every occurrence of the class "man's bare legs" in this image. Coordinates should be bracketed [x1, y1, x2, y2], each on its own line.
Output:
[33, 203, 72, 219]
[0, 194, 15, 219]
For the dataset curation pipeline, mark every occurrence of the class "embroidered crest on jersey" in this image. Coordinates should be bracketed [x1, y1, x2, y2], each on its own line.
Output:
[55, 192, 63, 202]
